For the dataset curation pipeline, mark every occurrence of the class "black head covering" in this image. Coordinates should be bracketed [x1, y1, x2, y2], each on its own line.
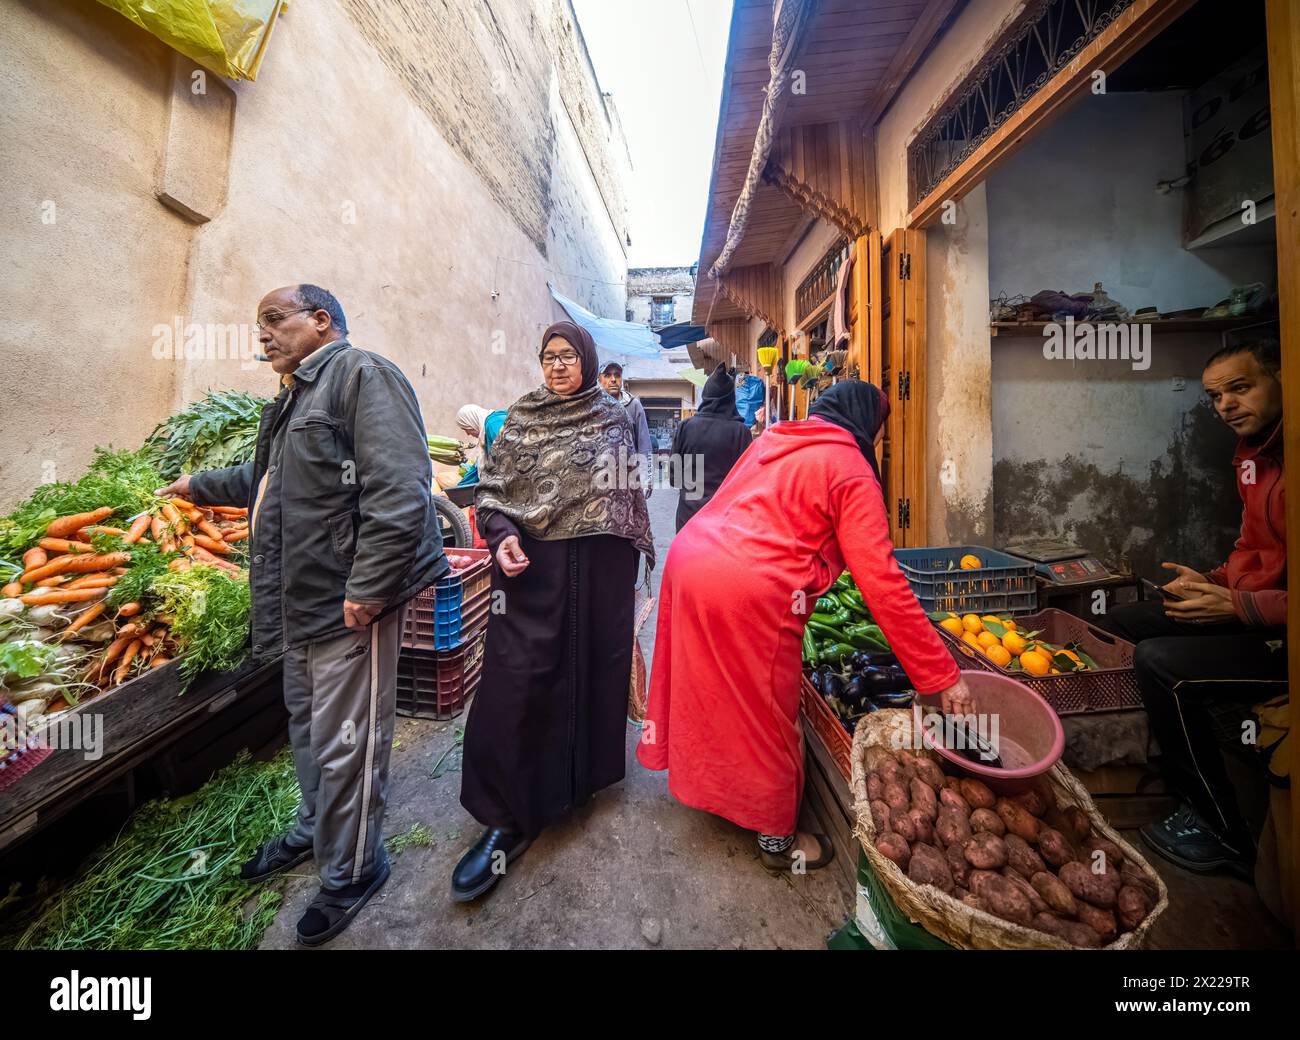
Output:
[695, 363, 742, 420]
[540, 320, 600, 393]
[808, 380, 890, 484]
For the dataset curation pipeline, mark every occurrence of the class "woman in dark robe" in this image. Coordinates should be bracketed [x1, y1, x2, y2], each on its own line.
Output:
[453, 321, 655, 901]
[670, 363, 753, 532]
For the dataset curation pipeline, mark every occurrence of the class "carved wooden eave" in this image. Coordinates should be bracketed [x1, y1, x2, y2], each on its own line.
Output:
[762, 119, 872, 240]
[714, 263, 785, 334]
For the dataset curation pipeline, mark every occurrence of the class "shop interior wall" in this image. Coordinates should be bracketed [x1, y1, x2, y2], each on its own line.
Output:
[985, 90, 1275, 575]
[0, 0, 629, 509]
[874, 0, 1025, 545]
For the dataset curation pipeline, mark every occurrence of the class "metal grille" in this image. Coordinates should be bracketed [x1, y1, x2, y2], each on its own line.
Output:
[908, 0, 1135, 208]
[795, 237, 848, 325]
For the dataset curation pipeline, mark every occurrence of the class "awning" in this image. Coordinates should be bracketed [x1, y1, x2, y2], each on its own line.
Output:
[655, 322, 710, 349]
[549, 285, 663, 359]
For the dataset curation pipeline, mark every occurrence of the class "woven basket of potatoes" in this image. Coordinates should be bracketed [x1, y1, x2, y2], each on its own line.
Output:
[850, 709, 1168, 950]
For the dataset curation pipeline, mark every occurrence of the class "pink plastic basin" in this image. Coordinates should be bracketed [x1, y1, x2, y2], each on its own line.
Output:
[913, 670, 1064, 792]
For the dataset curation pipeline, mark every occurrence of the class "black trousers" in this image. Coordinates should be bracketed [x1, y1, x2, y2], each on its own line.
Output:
[1104, 600, 1287, 850]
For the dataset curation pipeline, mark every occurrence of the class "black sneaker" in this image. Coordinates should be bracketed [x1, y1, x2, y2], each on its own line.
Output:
[1140, 804, 1251, 879]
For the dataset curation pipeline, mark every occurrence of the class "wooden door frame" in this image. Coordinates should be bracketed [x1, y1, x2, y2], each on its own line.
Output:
[1263, 0, 1299, 943]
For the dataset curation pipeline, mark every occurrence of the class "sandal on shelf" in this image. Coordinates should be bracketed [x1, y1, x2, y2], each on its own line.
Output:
[760, 833, 835, 873]
[239, 834, 313, 883]
[296, 858, 391, 947]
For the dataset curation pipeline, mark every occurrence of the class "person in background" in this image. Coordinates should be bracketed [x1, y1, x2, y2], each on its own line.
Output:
[669, 363, 751, 532]
[599, 361, 654, 497]
[1104, 341, 1286, 877]
[639, 381, 975, 871]
[454, 322, 654, 901]
[156, 285, 445, 945]
[454, 404, 507, 486]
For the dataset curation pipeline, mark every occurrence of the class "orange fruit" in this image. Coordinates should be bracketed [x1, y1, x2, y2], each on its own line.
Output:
[1002, 631, 1028, 656]
[960, 554, 983, 570]
[1020, 650, 1051, 676]
[1050, 667, 1062, 674]
[985, 645, 1012, 668]
[961, 613, 983, 634]
[939, 617, 965, 637]
[961, 632, 982, 651]
[977, 631, 1000, 650]
[1002, 618, 1018, 631]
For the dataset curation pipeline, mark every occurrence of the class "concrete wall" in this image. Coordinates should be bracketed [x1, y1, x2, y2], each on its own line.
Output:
[984, 91, 1270, 575]
[0, 0, 629, 508]
[874, 0, 1025, 543]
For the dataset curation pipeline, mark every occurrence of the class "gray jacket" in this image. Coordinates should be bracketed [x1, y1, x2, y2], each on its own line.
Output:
[190, 338, 447, 658]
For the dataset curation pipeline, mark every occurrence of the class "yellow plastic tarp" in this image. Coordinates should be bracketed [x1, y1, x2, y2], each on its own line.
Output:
[94, 0, 285, 81]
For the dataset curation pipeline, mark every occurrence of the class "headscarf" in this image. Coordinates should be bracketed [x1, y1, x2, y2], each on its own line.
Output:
[808, 380, 889, 487]
[474, 323, 654, 566]
[540, 320, 600, 393]
[456, 404, 493, 470]
[695, 364, 742, 420]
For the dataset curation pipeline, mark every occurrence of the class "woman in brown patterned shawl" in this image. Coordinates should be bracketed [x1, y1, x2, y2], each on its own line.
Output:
[453, 321, 654, 902]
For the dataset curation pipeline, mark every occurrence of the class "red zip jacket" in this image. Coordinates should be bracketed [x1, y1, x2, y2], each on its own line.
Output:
[1207, 418, 1286, 627]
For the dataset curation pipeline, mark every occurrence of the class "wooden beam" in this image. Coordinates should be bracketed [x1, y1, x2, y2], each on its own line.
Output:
[861, 0, 963, 127]
[1264, 0, 1300, 945]
[907, 0, 1195, 228]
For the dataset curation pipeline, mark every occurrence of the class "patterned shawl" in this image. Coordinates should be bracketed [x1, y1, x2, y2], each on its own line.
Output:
[474, 323, 655, 567]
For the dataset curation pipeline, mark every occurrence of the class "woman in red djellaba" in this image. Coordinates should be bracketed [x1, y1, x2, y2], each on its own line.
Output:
[638, 381, 975, 870]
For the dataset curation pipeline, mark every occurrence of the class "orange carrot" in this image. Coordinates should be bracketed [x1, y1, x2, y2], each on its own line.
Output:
[193, 534, 230, 555]
[85, 526, 126, 536]
[22, 547, 48, 569]
[161, 502, 183, 526]
[123, 514, 151, 544]
[160, 539, 176, 554]
[222, 529, 249, 542]
[196, 519, 225, 542]
[113, 639, 143, 685]
[116, 602, 142, 617]
[36, 576, 69, 588]
[210, 506, 248, 516]
[62, 601, 107, 636]
[46, 507, 114, 539]
[65, 576, 116, 590]
[21, 551, 130, 585]
[112, 566, 128, 575]
[150, 516, 166, 541]
[63, 571, 107, 587]
[20, 588, 105, 605]
[39, 538, 97, 554]
[150, 656, 172, 669]
[2, 581, 22, 598]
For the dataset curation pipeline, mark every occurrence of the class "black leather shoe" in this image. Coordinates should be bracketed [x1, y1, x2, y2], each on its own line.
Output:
[240, 834, 313, 882]
[451, 827, 531, 902]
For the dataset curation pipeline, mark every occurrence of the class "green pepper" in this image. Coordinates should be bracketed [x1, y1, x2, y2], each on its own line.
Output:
[802, 627, 817, 663]
[833, 572, 855, 591]
[806, 617, 846, 641]
[809, 608, 851, 627]
[838, 588, 870, 617]
[819, 642, 856, 664]
[844, 622, 889, 651]
[814, 595, 842, 614]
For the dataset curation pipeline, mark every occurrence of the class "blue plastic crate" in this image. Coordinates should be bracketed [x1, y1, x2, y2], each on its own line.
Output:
[893, 544, 1037, 616]
[403, 548, 492, 650]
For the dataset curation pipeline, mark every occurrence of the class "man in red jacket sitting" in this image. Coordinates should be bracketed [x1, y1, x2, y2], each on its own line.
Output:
[1106, 341, 1286, 877]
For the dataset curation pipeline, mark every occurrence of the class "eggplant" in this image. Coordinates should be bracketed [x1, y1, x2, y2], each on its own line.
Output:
[850, 650, 898, 673]
[862, 664, 913, 694]
[821, 670, 845, 702]
[840, 674, 870, 713]
[869, 690, 914, 709]
[808, 669, 824, 694]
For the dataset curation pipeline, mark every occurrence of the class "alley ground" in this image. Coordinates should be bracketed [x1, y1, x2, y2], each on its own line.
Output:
[260, 489, 855, 950]
[259, 489, 1291, 951]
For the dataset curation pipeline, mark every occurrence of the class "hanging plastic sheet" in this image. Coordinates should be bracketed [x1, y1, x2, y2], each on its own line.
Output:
[94, 0, 285, 81]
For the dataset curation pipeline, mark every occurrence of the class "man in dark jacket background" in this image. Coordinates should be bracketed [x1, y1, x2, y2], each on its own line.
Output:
[670, 363, 752, 531]
[156, 284, 446, 945]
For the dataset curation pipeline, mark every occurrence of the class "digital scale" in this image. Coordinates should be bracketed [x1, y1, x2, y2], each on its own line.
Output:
[1001, 539, 1120, 586]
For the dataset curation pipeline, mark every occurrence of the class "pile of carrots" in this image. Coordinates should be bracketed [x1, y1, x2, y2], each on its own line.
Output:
[2, 498, 250, 696]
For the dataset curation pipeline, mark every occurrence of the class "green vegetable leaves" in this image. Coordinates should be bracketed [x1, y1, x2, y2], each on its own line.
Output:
[0, 640, 61, 681]
[145, 390, 268, 480]
[151, 565, 251, 683]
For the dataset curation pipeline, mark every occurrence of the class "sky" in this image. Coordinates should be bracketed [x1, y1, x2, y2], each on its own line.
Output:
[571, 0, 732, 269]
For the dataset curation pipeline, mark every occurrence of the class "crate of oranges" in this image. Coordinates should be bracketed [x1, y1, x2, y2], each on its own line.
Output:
[894, 545, 1037, 617]
[931, 608, 1142, 715]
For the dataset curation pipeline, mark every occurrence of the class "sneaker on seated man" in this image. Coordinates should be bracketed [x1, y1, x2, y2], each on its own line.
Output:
[1104, 341, 1287, 877]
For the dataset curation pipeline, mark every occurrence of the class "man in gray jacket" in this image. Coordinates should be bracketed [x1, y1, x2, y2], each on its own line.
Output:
[156, 284, 446, 945]
[599, 361, 653, 497]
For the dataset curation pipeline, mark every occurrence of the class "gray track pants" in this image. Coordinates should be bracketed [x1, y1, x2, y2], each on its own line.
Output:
[282, 606, 404, 889]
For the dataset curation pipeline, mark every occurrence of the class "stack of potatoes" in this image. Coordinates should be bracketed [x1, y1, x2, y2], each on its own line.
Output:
[864, 745, 1158, 947]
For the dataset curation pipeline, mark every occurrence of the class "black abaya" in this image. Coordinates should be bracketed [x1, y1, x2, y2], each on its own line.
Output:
[460, 519, 638, 838]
